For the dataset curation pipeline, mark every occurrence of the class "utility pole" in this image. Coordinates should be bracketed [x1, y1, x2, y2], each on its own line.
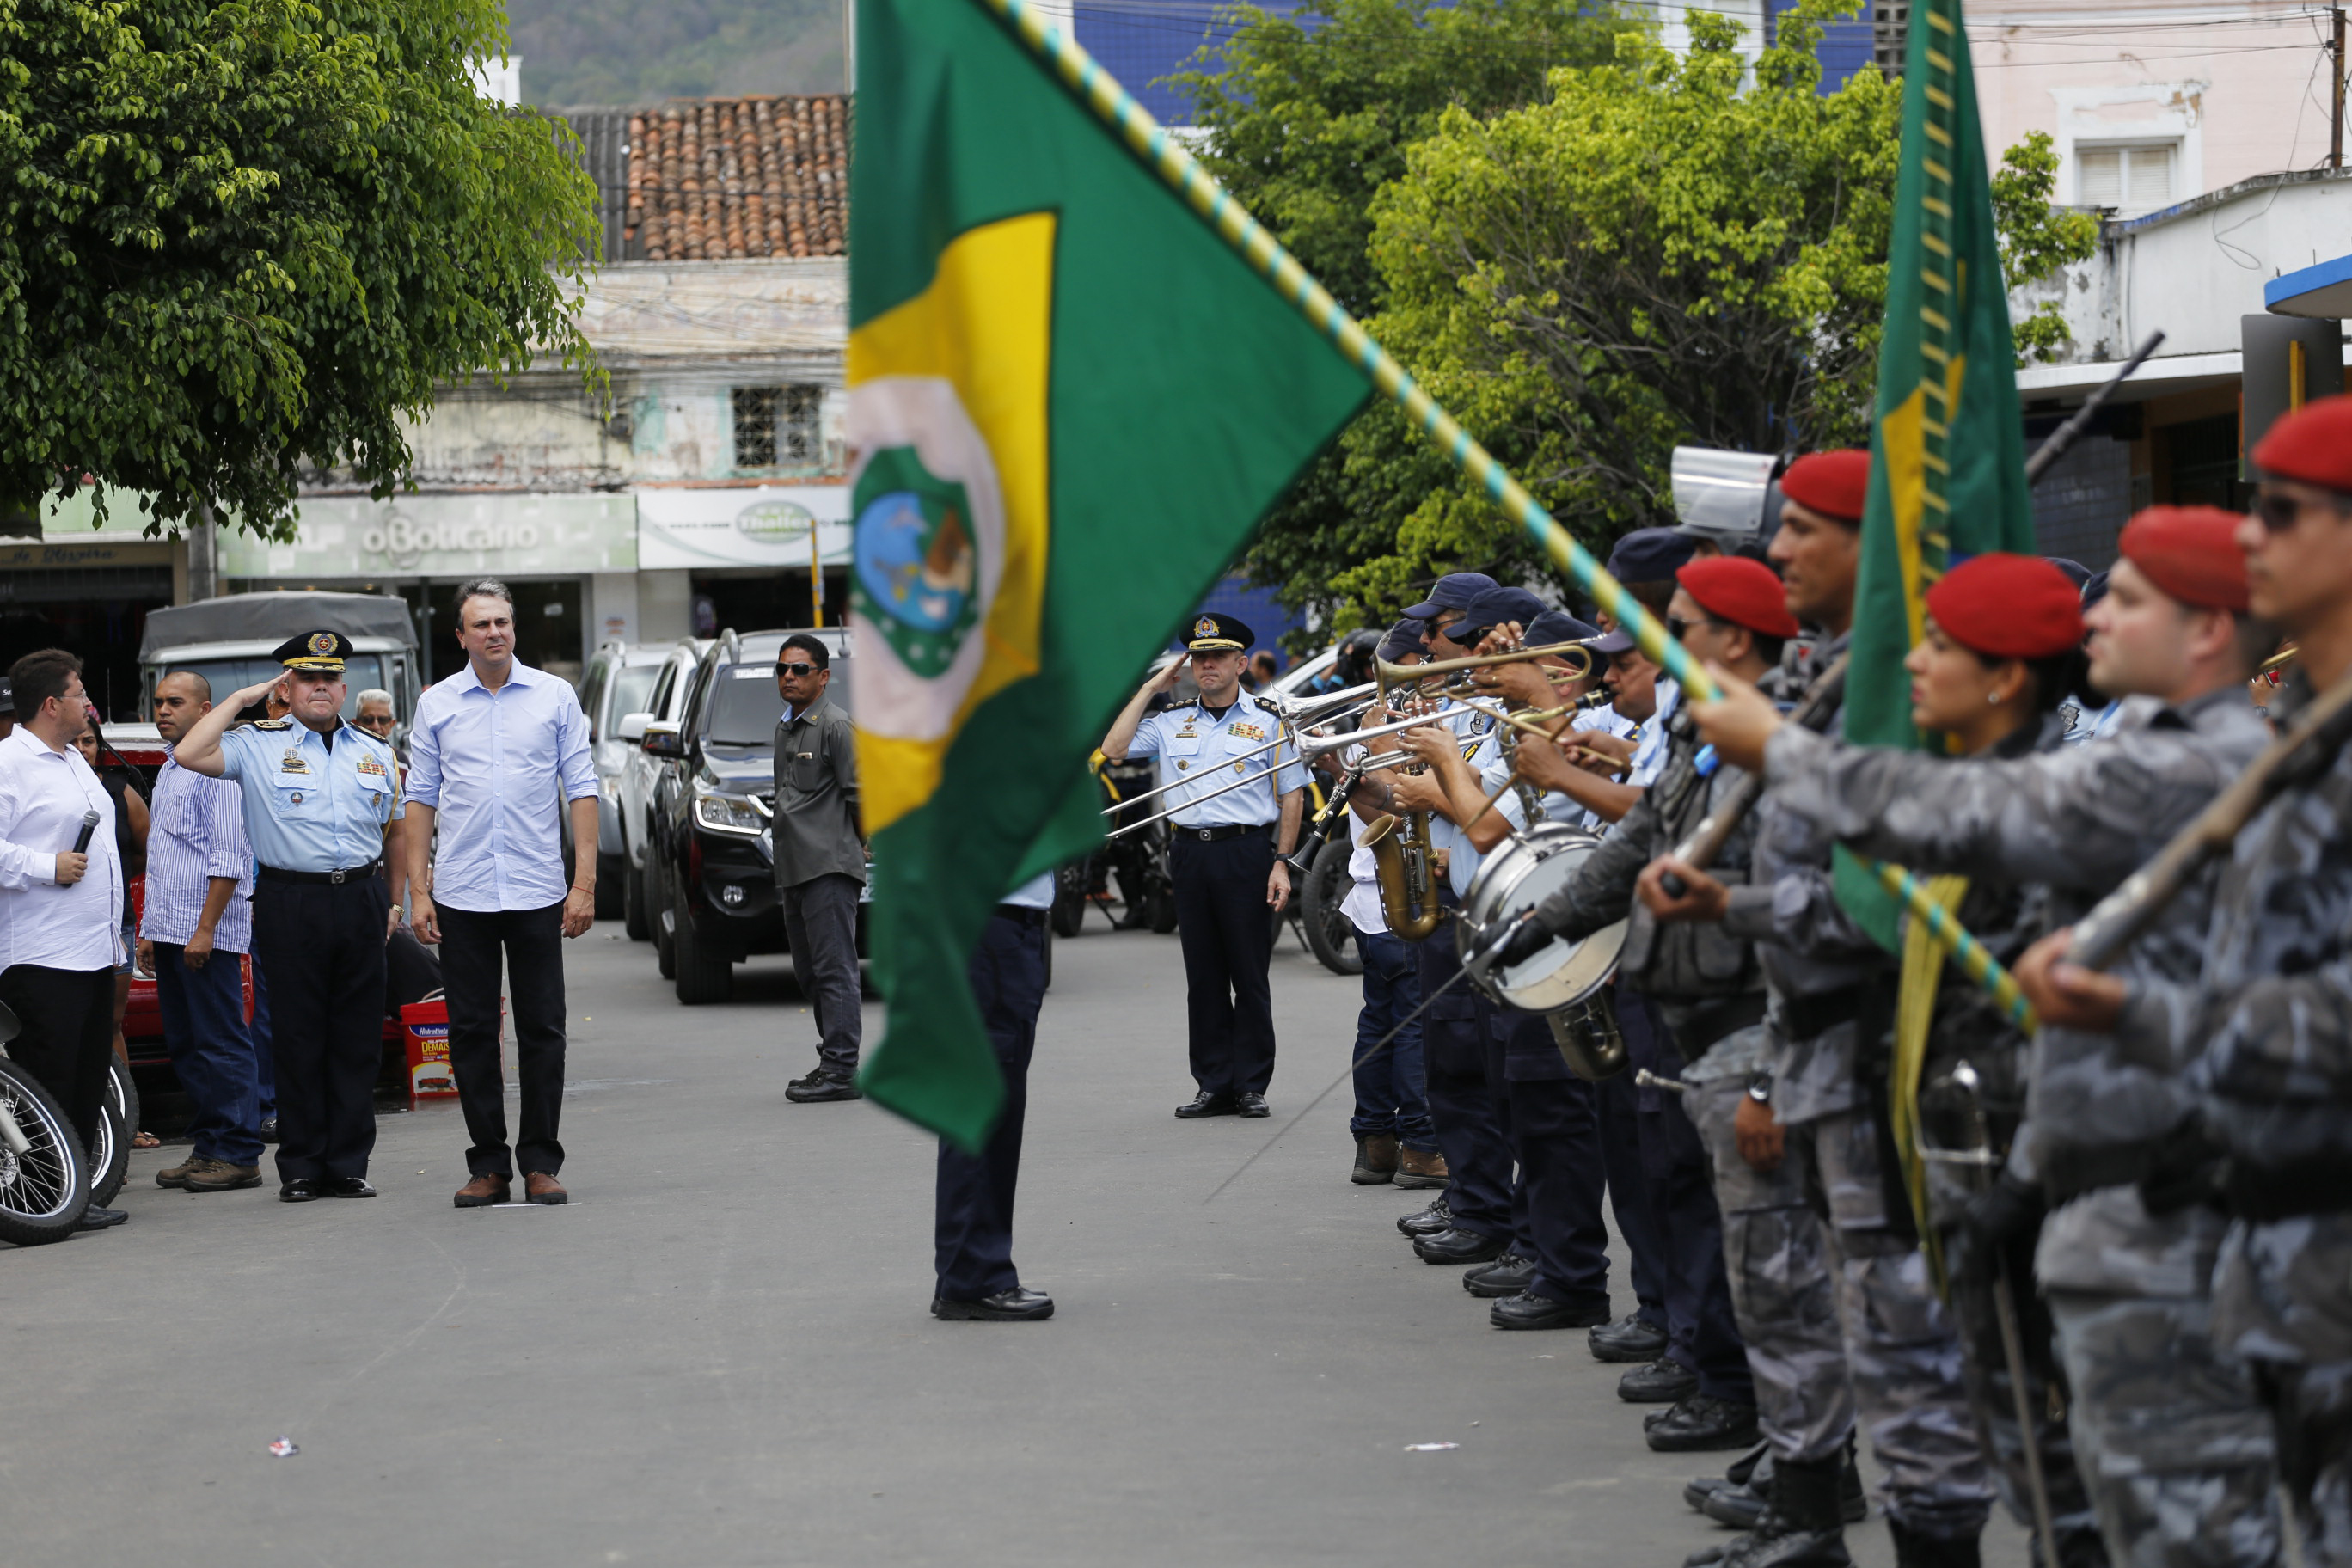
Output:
[2332, 5, 2345, 172]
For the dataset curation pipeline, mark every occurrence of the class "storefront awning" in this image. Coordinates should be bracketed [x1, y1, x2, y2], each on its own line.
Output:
[2266, 254, 2352, 321]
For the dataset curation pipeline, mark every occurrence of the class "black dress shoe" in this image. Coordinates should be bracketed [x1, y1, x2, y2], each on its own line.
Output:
[1412, 1227, 1507, 1265]
[1489, 1290, 1613, 1330]
[1646, 1393, 1762, 1452]
[75, 1204, 128, 1230]
[1234, 1092, 1270, 1118]
[1618, 1357, 1700, 1402]
[1461, 1253, 1535, 1298]
[1397, 1198, 1452, 1236]
[786, 1071, 861, 1103]
[931, 1286, 1054, 1321]
[280, 1179, 320, 1203]
[258, 1116, 280, 1143]
[1589, 1312, 1670, 1363]
[321, 1177, 377, 1198]
[1173, 1091, 1238, 1118]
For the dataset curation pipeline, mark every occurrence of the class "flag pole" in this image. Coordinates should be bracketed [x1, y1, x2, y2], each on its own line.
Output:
[980, 0, 2035, 1032]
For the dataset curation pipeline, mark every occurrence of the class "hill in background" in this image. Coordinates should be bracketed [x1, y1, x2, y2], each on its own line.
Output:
[509, 0, 848, 107]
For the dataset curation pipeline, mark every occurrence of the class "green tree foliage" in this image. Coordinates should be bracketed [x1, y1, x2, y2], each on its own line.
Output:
[1199, 0, 2094, 640]
[0, 0, 603, 538]
[1993, 129, 2101, 364]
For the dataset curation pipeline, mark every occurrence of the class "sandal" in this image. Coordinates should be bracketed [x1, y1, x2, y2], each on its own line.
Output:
[132, 1130, 161, 1149]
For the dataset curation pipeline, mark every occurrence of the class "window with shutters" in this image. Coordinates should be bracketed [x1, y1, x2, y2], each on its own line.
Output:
[2075, 142, 2176, 212]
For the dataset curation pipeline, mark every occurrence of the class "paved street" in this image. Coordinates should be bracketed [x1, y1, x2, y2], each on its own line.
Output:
[7, 920, 2026, 1567]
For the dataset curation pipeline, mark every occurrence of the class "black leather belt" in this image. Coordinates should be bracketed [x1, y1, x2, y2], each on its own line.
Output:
[1779, 983, 1868, 1042]
[994, 903, 1050, 928]
[1174, 823, 1273, 843]
[258, 861, 382, 885]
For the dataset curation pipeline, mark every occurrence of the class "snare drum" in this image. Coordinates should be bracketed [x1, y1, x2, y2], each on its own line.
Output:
[1458, 823, 1626, 1012]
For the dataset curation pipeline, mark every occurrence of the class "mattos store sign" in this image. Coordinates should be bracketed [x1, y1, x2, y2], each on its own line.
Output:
[217, 494, 638, 578]
[635, 485, 850, 570]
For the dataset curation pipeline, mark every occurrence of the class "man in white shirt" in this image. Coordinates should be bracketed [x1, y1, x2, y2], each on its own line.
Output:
[407, 579, 599, 1208]
[0, 649, 128, 1232]
[140, 671, 264, 1193]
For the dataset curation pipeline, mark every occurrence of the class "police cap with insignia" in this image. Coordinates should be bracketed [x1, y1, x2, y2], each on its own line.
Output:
[274, 629, 353, 672]
[1185, 612, 1253, 652]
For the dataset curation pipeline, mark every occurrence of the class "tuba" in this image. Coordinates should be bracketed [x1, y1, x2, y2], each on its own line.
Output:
[1547, 989, 1629, 1081]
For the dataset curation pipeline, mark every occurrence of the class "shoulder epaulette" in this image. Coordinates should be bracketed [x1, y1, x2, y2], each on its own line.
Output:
[1165, 697, 1201, 712]
[253, 719, 292, 730]
[1251, 695, 1283, 715]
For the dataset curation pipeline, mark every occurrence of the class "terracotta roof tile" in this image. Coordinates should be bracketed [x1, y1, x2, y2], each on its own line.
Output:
[625, 95, 849, 261]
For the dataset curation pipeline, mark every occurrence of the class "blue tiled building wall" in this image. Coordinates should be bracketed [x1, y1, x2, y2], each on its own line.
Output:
[1074, 0, 1305, 126]
[1768, 1, 1876, 87]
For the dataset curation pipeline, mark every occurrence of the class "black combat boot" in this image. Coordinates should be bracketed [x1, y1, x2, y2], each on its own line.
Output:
[1885, 1519, 1981, 1568]
[1683, 1452, 1852, 1568]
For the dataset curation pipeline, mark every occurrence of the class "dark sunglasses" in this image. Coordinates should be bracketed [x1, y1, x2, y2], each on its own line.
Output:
[1665, 615, 1692, 642]
[2255, 493, 2310, 533]
[777, 662, 821, 677]
[355, 714, 395, 729]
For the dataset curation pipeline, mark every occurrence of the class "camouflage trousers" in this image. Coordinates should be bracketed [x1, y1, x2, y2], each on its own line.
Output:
[1942, 1227, 2106, 1565]
[1694, 1072, 1857, 1464]
[1784, 1106, 1995, 1540]
[2047, 1290, 2282, 1568]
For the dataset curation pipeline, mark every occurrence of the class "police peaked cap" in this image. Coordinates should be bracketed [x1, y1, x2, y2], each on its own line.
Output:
[1185, 612, 1253, 652]
[274, 630, 354, 671]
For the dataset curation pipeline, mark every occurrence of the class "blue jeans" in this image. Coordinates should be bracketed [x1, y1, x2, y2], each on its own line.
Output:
[1349, 926, 1434, 1148]
[153, 941, 265, 1167]
[249, 953, 277, 1118]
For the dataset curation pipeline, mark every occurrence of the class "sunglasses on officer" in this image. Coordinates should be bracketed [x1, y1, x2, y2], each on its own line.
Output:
[776, 661, 822, 678]
[354, 710, 395, 734]
[2254, 489, 2352, 533]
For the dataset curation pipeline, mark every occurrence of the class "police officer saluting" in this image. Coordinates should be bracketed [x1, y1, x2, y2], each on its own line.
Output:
[176, 631, 403, 1203]
[1102, 614, 1306, 1118]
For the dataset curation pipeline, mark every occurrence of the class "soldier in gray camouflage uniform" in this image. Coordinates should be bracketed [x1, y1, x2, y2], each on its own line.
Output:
[1642, 451, 1994, 1568]
[2023, 400, 2352, 1566]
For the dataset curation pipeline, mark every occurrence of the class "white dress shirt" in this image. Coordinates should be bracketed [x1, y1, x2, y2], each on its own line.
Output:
[0, 726, 124, 971]
[405, 660, 598, 913]
[142, 751, 254, 952]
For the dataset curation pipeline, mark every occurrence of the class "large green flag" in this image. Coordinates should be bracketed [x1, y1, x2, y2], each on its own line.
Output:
[847, 0, 1369, 1148]
[1834, 0, 2037, 948]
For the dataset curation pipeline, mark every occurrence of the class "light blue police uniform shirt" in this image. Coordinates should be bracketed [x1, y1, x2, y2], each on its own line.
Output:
[1127, 695, 1307, 830]
[1424, 705, 1516, 899]
[406, 660, 599, 913]
[1001, 870, 1056, 910]
[217, 719, 404, 873]
[1626, 678, 1681, 791]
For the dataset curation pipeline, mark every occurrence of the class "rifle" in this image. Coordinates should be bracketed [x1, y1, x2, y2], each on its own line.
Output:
[1657, 652, 1849, 898]
[2023, 331, 2165, 486]
[2068, 671, 2352, 970]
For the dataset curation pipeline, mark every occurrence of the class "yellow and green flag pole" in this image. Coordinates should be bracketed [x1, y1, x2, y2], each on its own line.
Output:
[979, 0, 2030, 1013]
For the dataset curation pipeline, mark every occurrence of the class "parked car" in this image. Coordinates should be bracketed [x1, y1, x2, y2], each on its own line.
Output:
[644, 628, 862, 1004]
[611, 637, 712, 940]
[573, 640, 678, 916]
[139, 591, 423, 736]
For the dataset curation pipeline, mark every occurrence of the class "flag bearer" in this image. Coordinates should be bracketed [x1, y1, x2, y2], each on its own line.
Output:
[1101, 613, 1306, 1118]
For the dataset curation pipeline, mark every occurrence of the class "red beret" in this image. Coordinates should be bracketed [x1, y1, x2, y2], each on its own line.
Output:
[1924, 553, 2083, 660]
[2117, 505, 2249, 612]
[1676, 556, 1801, 640]
[2251, 394, 2352, 494]
[1779, 450, 1871, 524]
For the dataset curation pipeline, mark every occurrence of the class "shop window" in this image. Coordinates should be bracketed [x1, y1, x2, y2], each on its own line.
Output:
[2076, 142, 2175, 211]
[732, 384, 825, 469]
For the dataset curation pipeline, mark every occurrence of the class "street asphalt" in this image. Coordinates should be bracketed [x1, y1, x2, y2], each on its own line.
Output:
[5, 914, 2029, 1567]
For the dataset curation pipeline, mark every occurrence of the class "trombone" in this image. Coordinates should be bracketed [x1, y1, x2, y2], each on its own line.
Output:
[1098, 692, 1381, 818]
[1375, 640, 1596, 700]
[1103, 705, 1479, 842]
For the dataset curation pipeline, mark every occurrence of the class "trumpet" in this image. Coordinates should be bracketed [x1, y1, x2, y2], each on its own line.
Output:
[1375, 640, 1595, 702]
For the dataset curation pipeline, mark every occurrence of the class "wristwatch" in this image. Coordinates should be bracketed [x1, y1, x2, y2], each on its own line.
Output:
[1746, 1073, 1773, 1105]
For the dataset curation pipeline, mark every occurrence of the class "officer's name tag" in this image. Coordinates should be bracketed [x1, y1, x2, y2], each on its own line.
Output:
[1226, 723, 1268, 742]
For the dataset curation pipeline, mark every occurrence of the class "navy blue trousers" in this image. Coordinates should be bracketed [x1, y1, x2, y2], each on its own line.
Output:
[1417, 917, 1513, 1242]
[1169, 831, 1277, 1099]
[1596, 1062, 1670, 1332]
[152, 941, 264, 1167]
[1349, 926, 1435, 1148]
[1621, 990, 1753, 1402]
[250, 876, 385, 1184]
[934, 907, 1047, 1302]
[1497, 1009, 1612, 1310]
